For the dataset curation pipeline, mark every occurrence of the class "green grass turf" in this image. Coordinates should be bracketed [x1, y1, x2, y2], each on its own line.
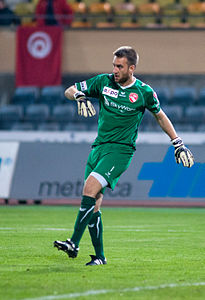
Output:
[0, 206, 205, 300]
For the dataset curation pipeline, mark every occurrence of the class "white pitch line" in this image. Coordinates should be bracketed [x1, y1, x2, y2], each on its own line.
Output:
[0, 227, 200, 233]
[22, 282, 205, 300]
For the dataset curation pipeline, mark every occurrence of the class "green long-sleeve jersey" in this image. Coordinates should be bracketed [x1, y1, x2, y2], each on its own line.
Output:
[75, 73, 160, 149]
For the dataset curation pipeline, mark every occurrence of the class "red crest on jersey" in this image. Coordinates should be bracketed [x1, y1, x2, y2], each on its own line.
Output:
[153, 92, 158, 100]
[129, 93, 138, 103]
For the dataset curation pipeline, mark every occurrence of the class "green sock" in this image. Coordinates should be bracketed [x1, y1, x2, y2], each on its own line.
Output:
[88, 210, 105, 260]
[71, 195, 96, 247]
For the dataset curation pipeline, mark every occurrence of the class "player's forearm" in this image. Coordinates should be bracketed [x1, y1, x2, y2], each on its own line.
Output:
[154, 109, 178, 140]
[64, 85, 78, 100]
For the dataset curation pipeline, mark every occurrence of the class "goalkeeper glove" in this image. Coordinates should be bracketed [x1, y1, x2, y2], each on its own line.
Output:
[172, 137, 194, 168]
[74, 91, 96, 118]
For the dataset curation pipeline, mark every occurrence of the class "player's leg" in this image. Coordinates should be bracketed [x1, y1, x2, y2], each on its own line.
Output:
[54, 175, 105, 258]
[70, 175, 104, 247]
[86, 192, 107, 265]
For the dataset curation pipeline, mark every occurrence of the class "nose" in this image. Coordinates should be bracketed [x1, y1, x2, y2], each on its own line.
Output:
[113, 66, 118, 73]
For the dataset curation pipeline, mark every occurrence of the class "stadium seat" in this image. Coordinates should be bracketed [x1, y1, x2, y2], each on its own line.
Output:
[89, 1, 112, 14]
[197, 124, 205, 132]
[70, 0, 87, 14]
[184, 105, 205, 127]
[25, 104, 50, 127]
[140, 109, 155, 130]
[174, 123, 195, 132]
[137, 2, 161, 15]
[39, 86, 65, 109]
[161, 105, 184, 124]
[170, 14, 191, 29]
[37, 122, 60, 131]
[172, 86, 197, 106]
[141, 123, 162, 132]
[154, 87, 171, 105]
[71, 19, 92, 28]
[162, 0, 184, 16]
[88, 124, 98, 131]
[11, 122, 34, 131]
[114, 0, 137, 15]
[96, 16, 117, 28]
[194, 22, 205, 28]
[52, 104, 76, 128]
[63, 122, 88, 131]
[120, 18, 140, 28]
[187, 2, 205, 14]
[198, 87, 205, 105]
[14, 2, 36, 25]
[0, 105, 23, 130]
[12, 86, 40, 109]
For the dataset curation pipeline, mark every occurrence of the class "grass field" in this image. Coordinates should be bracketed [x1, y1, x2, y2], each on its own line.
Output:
[0, 206, 205, 300]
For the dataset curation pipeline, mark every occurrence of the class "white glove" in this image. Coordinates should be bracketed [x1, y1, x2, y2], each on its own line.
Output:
[172, 137, 194, 168]
[74, 91, 96, 118]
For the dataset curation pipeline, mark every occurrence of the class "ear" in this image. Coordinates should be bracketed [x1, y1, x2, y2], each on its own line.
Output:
[129, 64, 135, 73]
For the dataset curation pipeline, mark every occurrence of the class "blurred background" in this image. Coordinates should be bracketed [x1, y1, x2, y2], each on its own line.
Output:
[0, 0, 204, 205]
[0, 0, 205, 132]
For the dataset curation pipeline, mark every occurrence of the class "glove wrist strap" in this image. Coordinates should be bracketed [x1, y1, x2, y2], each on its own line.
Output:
[171, 136, 183, 148]
[74, 91, 86, 101]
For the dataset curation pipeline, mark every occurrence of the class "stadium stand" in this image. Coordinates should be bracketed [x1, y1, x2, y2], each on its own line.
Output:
[3, 0, 205, 29]
[137, 0, 161, 15]
[1, 82, 205, 131]
[12, 86, 40, 111]
[187, 1, 205, 14]
[0, 104, 23, 129]
[198, 87, 205, 105]
[88, 0, 113, 14]
[113, 0, 137, 15]
[24, 104, 50, 129]
[184, 105, 205, 129]
[39, 85, 65, 110]
[174, 123, 195, 132]
[37, 122, 61, 131]
[71, 17, 92, 28]
[161, 105, 184, 124]
[95, 15, 117, 28]
[70, 0, 88, 14]
[171, 86, 197, 107]
[63, 122, 88, 131]
[120, 15, 140, 28]
[14, 1, 35, 25]
[11, 122, 34, 131]
[52, 104, 76, 129]
[153, 87, 171, 105]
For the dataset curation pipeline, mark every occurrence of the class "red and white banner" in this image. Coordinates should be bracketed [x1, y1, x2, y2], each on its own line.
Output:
[16, 26, 62, 87]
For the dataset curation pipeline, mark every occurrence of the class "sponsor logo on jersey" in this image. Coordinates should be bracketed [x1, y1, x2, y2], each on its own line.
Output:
[104, 96, 135, 112]
[119, 91, 126, 98]
[129, 93, 138, 103]
[103, 86, 119, 98]
[104, 97, 110, 106]
[80, 81, 87, 91]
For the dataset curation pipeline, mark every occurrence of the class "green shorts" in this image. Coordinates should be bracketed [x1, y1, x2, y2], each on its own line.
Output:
[84, 143, 135, 193]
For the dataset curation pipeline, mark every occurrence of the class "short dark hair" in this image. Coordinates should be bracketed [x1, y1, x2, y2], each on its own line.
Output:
[113, 46, 139, 66]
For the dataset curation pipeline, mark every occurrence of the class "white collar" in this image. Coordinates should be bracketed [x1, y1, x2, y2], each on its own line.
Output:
[117, 77, 136, 89]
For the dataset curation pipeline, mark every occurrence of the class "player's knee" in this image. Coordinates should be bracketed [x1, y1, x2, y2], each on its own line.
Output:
[83, 174, 103, 198]
[83, 184, 94, 197]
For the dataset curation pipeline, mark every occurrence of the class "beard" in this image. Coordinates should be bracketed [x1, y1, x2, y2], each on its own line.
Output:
[114, 73, 130, 84]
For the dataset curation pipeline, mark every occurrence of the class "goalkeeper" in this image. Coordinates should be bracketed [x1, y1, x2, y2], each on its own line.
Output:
[54, 46, 194, 266]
